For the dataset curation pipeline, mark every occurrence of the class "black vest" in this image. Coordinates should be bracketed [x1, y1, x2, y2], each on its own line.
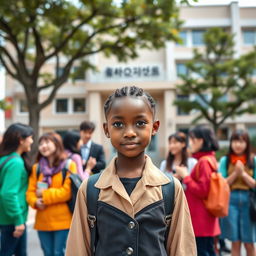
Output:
[94, 200, 168, 256]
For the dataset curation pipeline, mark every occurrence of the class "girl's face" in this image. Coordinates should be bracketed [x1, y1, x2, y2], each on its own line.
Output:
[231, 139, 247, 155]
[103, 97, 159, 158]
[189, 137, 203, 154]
[169, 137, 185, 156]
[20, 135, 33, 153]
[39, 139, 56, 157]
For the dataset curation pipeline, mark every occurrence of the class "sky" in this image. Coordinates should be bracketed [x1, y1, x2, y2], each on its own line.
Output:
[188, 0, 256, 6]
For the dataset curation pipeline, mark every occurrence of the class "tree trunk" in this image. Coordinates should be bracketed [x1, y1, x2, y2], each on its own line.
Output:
[29, 105, 40, 162]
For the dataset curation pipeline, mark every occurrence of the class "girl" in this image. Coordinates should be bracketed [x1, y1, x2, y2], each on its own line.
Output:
[26, 132, 77, 256]
[0, 123, 34, 256]
[176, 125, 220, 256]
[219, 130, 256, 256]
[160, 132, 197, 180]
[63, 131, 89, 180]
[66, 86, 196, 256]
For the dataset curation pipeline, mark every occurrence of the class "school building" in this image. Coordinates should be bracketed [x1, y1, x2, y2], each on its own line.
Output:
[4, 2, 256, 164]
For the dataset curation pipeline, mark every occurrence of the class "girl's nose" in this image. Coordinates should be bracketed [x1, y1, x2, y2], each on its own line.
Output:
[124, 126, 136, 137]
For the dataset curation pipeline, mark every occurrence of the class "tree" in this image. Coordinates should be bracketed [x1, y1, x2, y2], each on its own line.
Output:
[175, 27, 256, 132]
[0, 0, 190, 150]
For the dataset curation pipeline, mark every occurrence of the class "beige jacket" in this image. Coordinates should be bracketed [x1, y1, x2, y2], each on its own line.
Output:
[66, 156, 196, 256]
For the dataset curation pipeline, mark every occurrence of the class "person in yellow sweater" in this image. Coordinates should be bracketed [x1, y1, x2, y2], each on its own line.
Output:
[26, 132, 77, 256]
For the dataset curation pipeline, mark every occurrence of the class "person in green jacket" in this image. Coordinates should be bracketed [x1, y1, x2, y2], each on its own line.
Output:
[0, 123, 33, 256]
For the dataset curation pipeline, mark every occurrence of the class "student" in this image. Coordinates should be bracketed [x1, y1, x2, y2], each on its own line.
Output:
[26, 132, 77, 256]
[63, 130, 89, 180]
[79, 121, 106, 174]
[219, 130, 256, 256]
[160, 132, 197, 181]
[0, 123, 34, 256]
[176, 125, 220, 256]
[66, 86, 196, 256]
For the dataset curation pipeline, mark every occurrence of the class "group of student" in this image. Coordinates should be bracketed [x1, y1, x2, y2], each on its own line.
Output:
[0, 85, 256, 256]
[0, 121, 106, 256]
[159, 128, 256, 256]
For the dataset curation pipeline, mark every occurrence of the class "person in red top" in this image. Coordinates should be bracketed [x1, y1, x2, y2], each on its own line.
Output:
[176, 125, 220, 256]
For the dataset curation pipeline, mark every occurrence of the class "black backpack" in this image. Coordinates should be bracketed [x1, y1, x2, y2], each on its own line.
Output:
[36, 159, 82, 213]
[86, 172, 175, 255]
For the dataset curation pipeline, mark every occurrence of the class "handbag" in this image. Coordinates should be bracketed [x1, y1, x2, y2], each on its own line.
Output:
[249, 189, 256, 222]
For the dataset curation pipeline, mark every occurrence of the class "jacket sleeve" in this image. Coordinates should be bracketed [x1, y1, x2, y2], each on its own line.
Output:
[166, 178, 197, 256]
[92, 145, 106, 174]
[218, 157, 228, 178]
[42, 161, 77, 205]
[26, 164, 39, 209]
[183, 159, 212, 199]
[66, 180, 91, 256]
[1, 158, 26, 225]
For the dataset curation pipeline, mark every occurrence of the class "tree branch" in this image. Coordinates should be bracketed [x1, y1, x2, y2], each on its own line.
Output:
[0, 46, 19, 70]
[0, 54, 18, 78]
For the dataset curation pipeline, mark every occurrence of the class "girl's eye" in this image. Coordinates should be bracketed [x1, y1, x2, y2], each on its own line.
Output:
[113, 122, 123, 128]
[136, 120, 147, 127]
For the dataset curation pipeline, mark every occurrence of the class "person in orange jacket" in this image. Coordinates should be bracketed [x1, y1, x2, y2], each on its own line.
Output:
[26, 132, 77, 256]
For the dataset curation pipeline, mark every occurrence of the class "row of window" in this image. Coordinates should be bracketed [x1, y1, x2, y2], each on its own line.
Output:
[177, 29, 256, 46]
[19, 98, 86, 114]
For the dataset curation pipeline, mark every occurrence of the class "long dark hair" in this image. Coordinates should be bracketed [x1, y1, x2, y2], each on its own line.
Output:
[37, 132, 67, 167]
[0, 123, 34, 173]
[63, 131, 81, 155]
[189, 125, 219, 152]
[227, 129, 253, 168]
[166, 132, 188, 171]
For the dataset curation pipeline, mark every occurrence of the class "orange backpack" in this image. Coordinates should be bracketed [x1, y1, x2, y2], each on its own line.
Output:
[196, 156, 230, 218]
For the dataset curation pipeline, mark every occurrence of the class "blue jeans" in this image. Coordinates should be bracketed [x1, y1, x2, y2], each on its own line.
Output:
[38, 229, 69, 256]
[196, 237, 216, 256]
[0, 224, 27, 256]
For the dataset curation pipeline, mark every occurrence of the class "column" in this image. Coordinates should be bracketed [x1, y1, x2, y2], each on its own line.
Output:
[88, 92, 102, 144]
[165, 42, 176, 82]
[230, 1, 241, 58]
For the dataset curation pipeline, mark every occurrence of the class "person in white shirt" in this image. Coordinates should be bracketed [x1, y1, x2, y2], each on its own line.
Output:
[160, 132, 197, 181]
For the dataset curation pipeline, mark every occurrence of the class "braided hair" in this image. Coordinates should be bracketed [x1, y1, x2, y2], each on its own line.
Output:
[104, 86, 156, 117]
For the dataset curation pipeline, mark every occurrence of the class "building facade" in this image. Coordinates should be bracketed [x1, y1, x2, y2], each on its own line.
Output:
[5, 2, 256, 164]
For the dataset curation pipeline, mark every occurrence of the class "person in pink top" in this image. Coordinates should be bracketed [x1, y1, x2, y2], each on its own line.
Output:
[176, 125, 220, 256]
[63, 131, 90, 180]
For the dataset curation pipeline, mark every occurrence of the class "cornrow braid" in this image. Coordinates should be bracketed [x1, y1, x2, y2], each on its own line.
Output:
[104, 86, 156, 117]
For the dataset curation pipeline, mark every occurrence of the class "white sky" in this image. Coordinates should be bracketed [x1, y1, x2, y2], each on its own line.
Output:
[188, 0, 256, 6]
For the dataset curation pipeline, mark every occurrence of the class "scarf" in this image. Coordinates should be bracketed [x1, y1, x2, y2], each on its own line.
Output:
[230, 154, 247, 165]
[39, 157, 66, 186]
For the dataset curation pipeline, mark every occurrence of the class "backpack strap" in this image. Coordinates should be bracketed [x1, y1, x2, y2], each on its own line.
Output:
[86, 173, 101, 256]
[0, 155, 18, 171]
[162, 172, 175, 246]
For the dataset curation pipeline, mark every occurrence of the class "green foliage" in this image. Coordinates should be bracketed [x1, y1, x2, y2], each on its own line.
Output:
[175, 27, 256, 132]
[216, 146, 228, 161]
[0, 0, 192, 137]
[0, 99, 12, 110]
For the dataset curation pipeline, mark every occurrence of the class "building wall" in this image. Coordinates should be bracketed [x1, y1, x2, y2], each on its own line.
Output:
[4, 2, 256, 163]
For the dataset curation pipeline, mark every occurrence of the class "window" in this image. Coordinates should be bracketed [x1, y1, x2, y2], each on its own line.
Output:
[217, 127, 229, 141]
[73, 66, 85, 80]
[176, 63, 188, 77]
[56, 98, 68, 113]
[19, 99, 28, 113]
[73, 98, 86, 113]
[177, 31, 187, 46]
[176, 95, 189, 116]
[243, 30, 256, 45]
[192, 30, 205, 46]
[56, 67, 65, 77]
[194, 94, 210, 108]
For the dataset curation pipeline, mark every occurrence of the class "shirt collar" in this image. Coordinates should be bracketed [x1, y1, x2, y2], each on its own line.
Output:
[82, 140, 92, 149]
[95, 155, 170, 190]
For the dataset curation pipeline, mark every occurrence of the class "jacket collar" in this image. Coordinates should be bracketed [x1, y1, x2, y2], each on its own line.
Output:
[95, 155, 170, 190]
